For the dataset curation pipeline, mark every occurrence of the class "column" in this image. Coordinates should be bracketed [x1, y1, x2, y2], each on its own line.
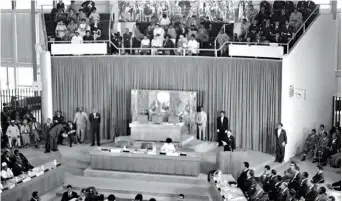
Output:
[40, 51, 53, 123]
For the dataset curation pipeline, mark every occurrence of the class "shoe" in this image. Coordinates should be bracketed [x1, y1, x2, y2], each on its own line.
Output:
[44, 151, 50, 153]
[301, 156, 306, 161]
[97, 144, 100, 146]
[35, 145, 38, 148]
[91, 144, 95, 146]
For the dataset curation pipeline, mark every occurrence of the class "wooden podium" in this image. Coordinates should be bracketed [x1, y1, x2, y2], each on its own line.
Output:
[216, 148, 248, 180]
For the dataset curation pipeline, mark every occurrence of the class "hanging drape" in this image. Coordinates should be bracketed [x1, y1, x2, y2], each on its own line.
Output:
[51, 56, 282, 154]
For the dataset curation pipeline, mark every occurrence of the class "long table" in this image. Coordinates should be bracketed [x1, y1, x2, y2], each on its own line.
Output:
[129, 123, 183, 142]
[1, 164, 65, 201]
[90, 150, 201, 176]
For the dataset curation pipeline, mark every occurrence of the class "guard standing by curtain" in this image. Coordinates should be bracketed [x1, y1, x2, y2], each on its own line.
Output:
[217, 111, 229, 146]
[89, 108, 101, 146]
[275, 123, 287, 163]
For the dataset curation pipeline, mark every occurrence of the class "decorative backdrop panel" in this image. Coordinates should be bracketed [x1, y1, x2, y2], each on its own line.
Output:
[131, 89, 197, 135]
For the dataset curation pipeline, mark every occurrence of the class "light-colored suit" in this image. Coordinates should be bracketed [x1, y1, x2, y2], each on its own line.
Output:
[74, 111, 88, 142]
[196, 111, 207, 140]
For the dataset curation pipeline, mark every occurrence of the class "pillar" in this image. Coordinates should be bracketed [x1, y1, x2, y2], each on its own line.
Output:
[31, 0, 38, 82]
[40, 51, 53, 123]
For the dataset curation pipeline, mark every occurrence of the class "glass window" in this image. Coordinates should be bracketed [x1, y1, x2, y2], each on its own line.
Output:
[0, 0, 12, 9]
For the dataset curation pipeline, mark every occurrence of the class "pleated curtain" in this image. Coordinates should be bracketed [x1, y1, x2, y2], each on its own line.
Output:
[51, 56, 282, 154]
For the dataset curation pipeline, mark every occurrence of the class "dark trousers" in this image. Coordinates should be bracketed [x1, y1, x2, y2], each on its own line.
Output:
[218, 130, 225, 146]
[50, 136, 58, 151]
[275, 144, 285, 162]
[45, 134, 50, 152]
[91, 125, 100, 145]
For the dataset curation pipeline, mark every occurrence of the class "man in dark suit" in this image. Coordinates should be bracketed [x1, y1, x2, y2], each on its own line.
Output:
[275, 123, 287, 163]
[288, 167, 301, 191]
[31, 191, 40, 201]
[49, 123, 65, 152]
[304, 184, 319, 201]
[222, 130, 236, 151]
[297, 172, 310, 198]
[61, 185, 78, 201]
[217, 111, 229, 146]
[237, 162, 250, 188]
[89, 108, 101, 146]
[13, 149, 33, 170]
[53, 110, 64, 124]
[42, 118, 53, 153]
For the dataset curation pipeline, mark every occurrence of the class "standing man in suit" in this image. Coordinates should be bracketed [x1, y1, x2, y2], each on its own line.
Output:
[73, 107, 88, 143]
[43, 118, 53, 153]
[275, 123, 287, 163]
[217, 111, 228, 146]
[196, 106, 207, 141]
[61, 185, 78, 201]
[89, 108, 101, 146]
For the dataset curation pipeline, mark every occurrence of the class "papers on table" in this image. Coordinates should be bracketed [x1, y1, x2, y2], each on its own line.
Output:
[110, 148, 122, 153]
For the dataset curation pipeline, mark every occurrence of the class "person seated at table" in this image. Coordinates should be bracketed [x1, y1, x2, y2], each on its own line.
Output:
[242, 169, 257, 193]
[13, 149, 34, 170]
[160, 138, 176, 153]
[1, 162, 14, 181]
[2, 150, 15, 169]
[237, 162, 250, 188]
[106, 194, 116, 201]
[12, 156, 24, 176]
[31, 191, 40, 201]
[61, 185, 78, 201]
[311, 164, 324, 184]
[288, 164, 301, 192]
[221, 130, 236, 152]
[134, 194, 143, 201]
[258, 165, 271, 184]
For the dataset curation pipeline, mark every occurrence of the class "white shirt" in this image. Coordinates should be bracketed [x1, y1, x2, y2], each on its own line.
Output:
[151, 38, 163, 47]
[141, 38, 150, 47]
[71, 35, 83, 44]
[1, 168, 14, 179]
[6, 125, 20, 138]
[160, 143, 176, 153]
[160, 17, 170, 26]
[188, 39, 199, 53]
[153, 27, 165, 39]
[221, 116, 224, 123]
[277, 129, 281, 138]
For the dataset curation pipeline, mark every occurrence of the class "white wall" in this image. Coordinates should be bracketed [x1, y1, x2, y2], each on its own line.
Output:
[282, 13, 338, 162]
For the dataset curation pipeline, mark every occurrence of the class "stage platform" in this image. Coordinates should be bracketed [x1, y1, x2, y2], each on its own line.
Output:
[9, 136, 340, 201]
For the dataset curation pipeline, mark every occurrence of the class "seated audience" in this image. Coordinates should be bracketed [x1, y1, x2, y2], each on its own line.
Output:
[31, 191, 40, 201]
[187, 25, 198, 40]
[163, 35, 175, 55]
[283, 162, 298, 181]
[288, 164, 301, 192]
[242, 169, 256, 193]
[187, 34, 199, 56]
[237, 162, 250, 188]
[151, 35, 163, 55]
[316, 187, 328, 201]
[160, 138, 176, 153]
[83, 30, 94, 41]
[298, 172, 310, 198]
[13, 149, 33, 170]
[196, 24, 209, 43]
[106, 194, 116, 201]
[263, 169, 277, 192]
[64, 121, 77, 147]
[217, 29, 229, 56]
[262, 19, 273, 41]
[71, 31, 83, 44]
[67, 9, 77, 23]
[89, 7, 100, 24]
[53, 110, 65, 124]
[167, 24, 177, 40]
[313, 132, 329, 165]
[240, 18, 250, 40]
[246, 4, 258, 22]
[56, 0, 65, 12]
[123, 28, 132, 54]
[256, 6, 270, 25]
[134, 194, 143, 201]
[61, 185, 78, 201]
[67, 1, 76, 13]
[1, 162, 14, 180]
[301, 129, 319, 161]
[160, 13, 170, 27]
[133, 24, 144, 53]
[140, 35, 150, 55]
[55, 20, 68, 41]
[327, 181, 341, 191]
[153, 24, 165, 40]
[176, 34, 188, 55]
[289, 8, 303, 31]
[21, 119, 31, 148]
[12, 157, 24, 176]
[311, 165, 324, 184]
[77, 9, 88, 23]
[248, 20, 260, 41]
[6, 120, 21, 148]
[67, 19, 78, 40]
[281, 20, 294, 42]
[277, 182, 289, 201]
[77, 19, 90, 38]
[90, 19, 101, 40]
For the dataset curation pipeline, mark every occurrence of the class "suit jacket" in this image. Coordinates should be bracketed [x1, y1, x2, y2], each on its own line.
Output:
[61, 191, 78, 201]
[49, 124, 65, 138]
[237, 168, 250, 188]
[53, 115, 64, 124]
[298, 178, 310, 197]
[305, 186, 319, 201]
[222, 135, 236, 151]
[317, 137, 329, 149]
[89, 113, 101, 127]
[12, 163, 24, 176]
[275, 129, 287, 145]
[42, 123, 53, 138]
[1, 156, 15, 169]
[311, 172, 324, 184]
[217, 116, 228, 132]
[278, 188, 289, 201]
[288, 171, 302, 191]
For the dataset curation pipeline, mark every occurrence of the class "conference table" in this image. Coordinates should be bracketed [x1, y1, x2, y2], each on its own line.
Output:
[90, 149, 201, 176]
[1, 162, 65, 201]
[129, 123, 183, 142]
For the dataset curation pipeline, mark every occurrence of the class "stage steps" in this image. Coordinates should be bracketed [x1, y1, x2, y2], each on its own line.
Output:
[84, 167, 208, 185]
[62, 175, 210, 201]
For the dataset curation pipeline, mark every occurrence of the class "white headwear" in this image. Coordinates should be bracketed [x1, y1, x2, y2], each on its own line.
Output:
[1, 162, 7, 167]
